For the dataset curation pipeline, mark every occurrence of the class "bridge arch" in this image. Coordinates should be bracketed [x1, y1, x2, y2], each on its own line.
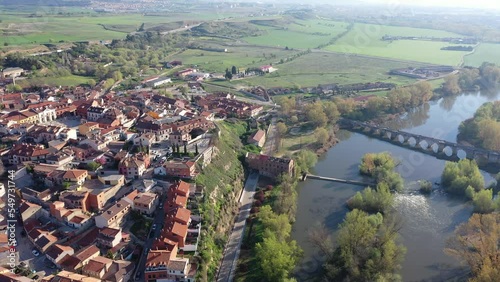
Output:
[417, 140, 429, 150]
[407, 136, 418, 147]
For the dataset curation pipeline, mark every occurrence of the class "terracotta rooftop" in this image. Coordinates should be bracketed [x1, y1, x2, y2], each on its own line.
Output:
[145, 250, 173, 268]
[74, 245, 100, 261]
[63, 169, 87, 180]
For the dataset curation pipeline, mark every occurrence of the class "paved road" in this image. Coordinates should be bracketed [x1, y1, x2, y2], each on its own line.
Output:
[216, 172, 259, 282]
[262, 117, 277, 155]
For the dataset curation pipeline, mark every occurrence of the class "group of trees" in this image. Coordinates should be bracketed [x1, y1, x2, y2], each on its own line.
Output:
[348, 182, 394, 214]
[445, 213, 500, 281]
[359, 152, 404, 192]
[386, 82, 434, 112]
[441, 159, 484, 196]
[443, 63, 500, 95]
[294, 149, 318, 174]
[441, 159, 500, 214]
[254, 175, 303, 282]
[314, 209, 406, 281]
[361, 81, 433, 119]
[459, 101, 500, 150]
[303, 101, 340, 128]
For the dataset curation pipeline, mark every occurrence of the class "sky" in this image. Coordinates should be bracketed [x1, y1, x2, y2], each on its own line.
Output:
[363, 0, 500, 10]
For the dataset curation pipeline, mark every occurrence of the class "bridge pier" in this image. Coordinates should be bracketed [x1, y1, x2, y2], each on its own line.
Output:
[437, 143, 445, 153]
[451, 145, 458, 157]
[463, 148, 475, 160]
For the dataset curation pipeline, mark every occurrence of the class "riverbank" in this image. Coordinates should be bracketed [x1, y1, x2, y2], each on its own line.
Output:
[315, 125, 340, 156]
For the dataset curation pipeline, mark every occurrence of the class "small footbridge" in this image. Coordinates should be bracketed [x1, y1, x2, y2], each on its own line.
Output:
[301, 173, 375, 186]
[339, 119, 500, 165]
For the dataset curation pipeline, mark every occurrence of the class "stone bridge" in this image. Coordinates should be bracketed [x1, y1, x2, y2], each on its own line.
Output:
[339, 119, 500, 165]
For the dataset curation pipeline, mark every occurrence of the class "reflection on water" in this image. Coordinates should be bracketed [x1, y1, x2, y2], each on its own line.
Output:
[292, 91, 499, 281]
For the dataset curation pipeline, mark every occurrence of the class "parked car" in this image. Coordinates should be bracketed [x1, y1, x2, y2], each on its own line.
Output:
[32, 250, 40, 257]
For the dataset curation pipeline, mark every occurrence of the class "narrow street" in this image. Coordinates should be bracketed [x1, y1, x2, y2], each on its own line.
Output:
[132, 194, 167, 281]
[216, 172, 259, 282]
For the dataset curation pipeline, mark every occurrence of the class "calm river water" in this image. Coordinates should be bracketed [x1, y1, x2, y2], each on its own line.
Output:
[292, 91, 499, 282]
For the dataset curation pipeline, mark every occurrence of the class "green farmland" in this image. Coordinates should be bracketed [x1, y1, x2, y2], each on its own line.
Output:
[17, 75, 92, 87]
[464, 43, 500, 67]
[0, 11, 234, 47]
[169, 46, 294, 73]
[212, 51, 427, 89]
[242, 19, 350, 49]
[324, 23, 470, 66]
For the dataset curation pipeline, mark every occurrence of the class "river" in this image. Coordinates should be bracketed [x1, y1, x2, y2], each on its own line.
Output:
[292, 91, 499, 282]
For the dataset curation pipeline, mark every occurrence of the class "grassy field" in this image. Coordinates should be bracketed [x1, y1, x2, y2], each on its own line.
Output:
[464, 43, 500, 67]
[324, 23, 470, 66]
[169, 46, 294, 73]
[17, 75, 92, 87]
[212, 51, 427, 89]
[0, 11, 236, 46]
[242, 19, 349, 49]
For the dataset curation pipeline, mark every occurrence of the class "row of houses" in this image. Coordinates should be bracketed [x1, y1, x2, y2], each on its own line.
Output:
[145, 181, 198, 282]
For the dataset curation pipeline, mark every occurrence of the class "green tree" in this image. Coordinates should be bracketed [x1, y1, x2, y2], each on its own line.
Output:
[331, 209, 406, 281]
[314, 127, 329, 146]
[6, 84, 22, 93]
[333, 97, 356, 116]
[441, 159, 484, 195]
[443, 74, 462, 95]
[87, 79, 97, 87]
[364, 96, 389, 118]
[347, 183, 394, 214]
[359, 152, 396, 176]
[255, 235, 302, 282]
[419, 180, 432, 194]
[111, 70, 123, 81]
[105, 250, 114, 259]
[472, 189, 496, 214]
[276, 122, 288, 135]
[387, 87, 411, 112]
[279, 97, 296, 117]
[178, 86, 188, 95]
[273, 174, 298, 222]
[323, 101, 340, 122]
[103, 78, 115, 90]
[224, 68, 233, 80]
[294, 150, 318, 173]
[304, 102, 327, 128]
[231, 65, 237, 74]
[87, 161, 101, 171]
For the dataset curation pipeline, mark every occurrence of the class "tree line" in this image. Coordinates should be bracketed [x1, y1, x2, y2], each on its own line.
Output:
[442, 63, 500, 95]
[441, 159, 500, 214]
[459, 101, 500, 151]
